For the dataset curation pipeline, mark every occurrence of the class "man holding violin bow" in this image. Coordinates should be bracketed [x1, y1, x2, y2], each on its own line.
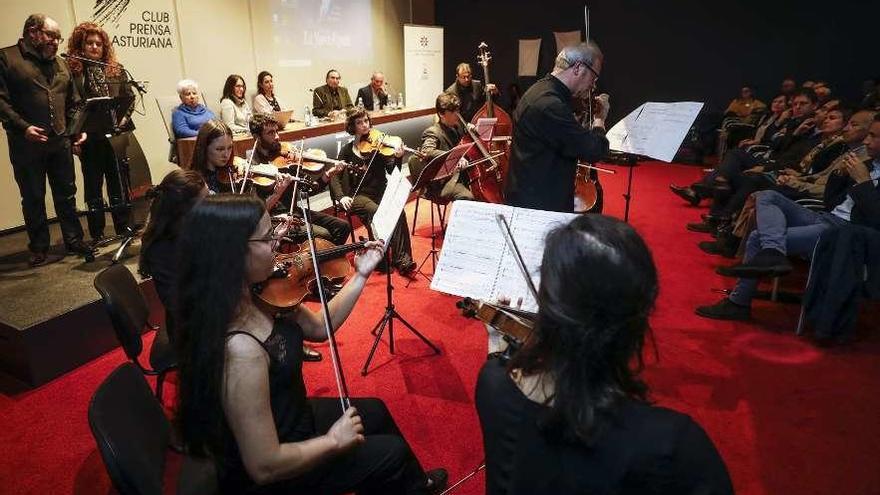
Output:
[505, 41, 610, 213]
[248, 113, 352, 246]
[332, 108, 417, 275]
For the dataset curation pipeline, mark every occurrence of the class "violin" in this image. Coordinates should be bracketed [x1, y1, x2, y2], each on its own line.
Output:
[457, 297, 534, 345]
[217, 156, 280, 189]
[574, 162, 615, 213]
[273, 144, 362, 175]
[251, 238, 366, 311]
[356, 128, 423, 158]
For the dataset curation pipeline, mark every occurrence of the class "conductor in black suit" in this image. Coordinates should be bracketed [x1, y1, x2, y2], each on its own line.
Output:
[356, 72, 388, 111]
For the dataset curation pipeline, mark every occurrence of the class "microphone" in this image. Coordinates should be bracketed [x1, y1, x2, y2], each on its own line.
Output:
[61, 53, 148, 94]
[309, 88, 325, 105]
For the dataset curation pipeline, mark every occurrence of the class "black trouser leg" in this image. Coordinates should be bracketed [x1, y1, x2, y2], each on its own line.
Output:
[81, 138, 107, 239]
[9, 136, 51, 252]
[350, 195, 413, 265]
[45, 139, 84, 247]
[309, 209, 352, 246]
[300, 397, 428, 495]
[718, 148, 759, 181]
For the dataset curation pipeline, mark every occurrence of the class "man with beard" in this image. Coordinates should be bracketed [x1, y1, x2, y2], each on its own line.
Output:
[0, 14, 92, 266]
[504, 42, 610, 212]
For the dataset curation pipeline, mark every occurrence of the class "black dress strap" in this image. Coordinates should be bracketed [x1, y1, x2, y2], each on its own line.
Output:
[226, 330, 267, 349]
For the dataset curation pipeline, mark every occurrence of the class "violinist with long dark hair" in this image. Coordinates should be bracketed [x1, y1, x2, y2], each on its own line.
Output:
[476, 215, 733, 494]
[175, 194, 447, 494]
[504, 42, 609, 213]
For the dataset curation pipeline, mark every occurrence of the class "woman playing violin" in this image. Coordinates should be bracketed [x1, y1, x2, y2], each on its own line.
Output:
[331, 108, 416, 275]
[476, 215, 733, 494]
[188, 119, 292, 211]
[176, 194, 447, 494]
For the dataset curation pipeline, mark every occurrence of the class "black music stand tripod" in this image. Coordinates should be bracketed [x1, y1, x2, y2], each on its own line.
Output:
[361, 226, 440, 376]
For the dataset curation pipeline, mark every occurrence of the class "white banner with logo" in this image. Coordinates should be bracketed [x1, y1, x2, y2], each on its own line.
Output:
[403, 24, 444, 109]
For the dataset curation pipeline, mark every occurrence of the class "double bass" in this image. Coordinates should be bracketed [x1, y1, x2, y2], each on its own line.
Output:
[462, 42, 513, 204]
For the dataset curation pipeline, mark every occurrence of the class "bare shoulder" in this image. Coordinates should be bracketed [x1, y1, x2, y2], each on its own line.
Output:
[225, 332, 268, 363]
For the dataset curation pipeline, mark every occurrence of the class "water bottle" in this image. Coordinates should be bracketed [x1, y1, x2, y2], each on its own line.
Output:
[304, 105, 313, 127]
[356, 96, 364, 110]
[397, 92, 404, 109]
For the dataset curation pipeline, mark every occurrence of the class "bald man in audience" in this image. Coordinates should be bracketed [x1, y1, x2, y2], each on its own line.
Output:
[357, 72, 388, 111]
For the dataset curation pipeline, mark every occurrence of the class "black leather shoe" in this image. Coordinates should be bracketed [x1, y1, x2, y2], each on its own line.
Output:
[699, 240, 734, 258]
[687, 221, 715, 233]
[696, 298, 751, 321]
[670, 184, 700, 206]
[66, 240, 97, 258]
[302, 345, 322, 362]
[728, 248, 792, 278]
[716, 265, 737, 277]
[28, 251, 49, 267]
[425, 468, 448, 494]
[396, 259, 417, 278]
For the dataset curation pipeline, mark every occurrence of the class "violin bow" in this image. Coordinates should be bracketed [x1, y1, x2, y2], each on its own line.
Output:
[494, 214, 540, 302]
[238, 139, 260, 195]
[298, 191, 352, 413]
[457, 112, 498, 169]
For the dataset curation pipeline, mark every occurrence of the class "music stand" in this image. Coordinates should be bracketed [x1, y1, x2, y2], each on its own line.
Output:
[360, 171, 441, 376]
[71, 95, 145, 262]
[407, 143, 473, 283]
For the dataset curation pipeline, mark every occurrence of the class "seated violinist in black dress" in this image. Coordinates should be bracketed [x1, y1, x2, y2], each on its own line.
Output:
[175, 194, 447, 494]
[476, 214, 734, 494]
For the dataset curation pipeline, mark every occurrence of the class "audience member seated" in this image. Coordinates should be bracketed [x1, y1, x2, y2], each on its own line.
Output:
[702, 110, 875, 258]
[696, 113, 880, 321]
[476, 215, 733, 494]
[780, 77, 797, 100]
[252, 70, 283, 115]
[861, 77, 880, 110]
[138, 168, 208, 343]
[219, 74, 251, 134]
[312, 69, 353, 120]
[171, 79, 215, 138]
[724, 84, 766, 122]
[813, 81, 832, 105]
[686, 89, 820, 233]
[356, 72, 388, 111]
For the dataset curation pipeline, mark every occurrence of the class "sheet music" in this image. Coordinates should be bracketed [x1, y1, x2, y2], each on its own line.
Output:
[606, 101, 703, 162]
[370, 167, 412, 249]
[430, 201, 577, 313]
[475, 118, 497, 140]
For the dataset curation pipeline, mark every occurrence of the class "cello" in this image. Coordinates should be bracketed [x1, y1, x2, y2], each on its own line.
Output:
[464, 42, 513, 204]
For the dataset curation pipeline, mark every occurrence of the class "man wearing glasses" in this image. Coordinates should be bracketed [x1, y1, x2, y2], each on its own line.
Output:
[0, 14, 92, 266]
[504, 42, 610, 213]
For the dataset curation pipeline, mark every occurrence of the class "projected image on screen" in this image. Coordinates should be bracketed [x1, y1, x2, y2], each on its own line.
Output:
[272, 0, 372, 68]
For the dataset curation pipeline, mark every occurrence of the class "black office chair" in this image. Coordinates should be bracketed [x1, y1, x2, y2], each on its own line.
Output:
[94, 264, 176, 405]
[89, 362, 217, 495]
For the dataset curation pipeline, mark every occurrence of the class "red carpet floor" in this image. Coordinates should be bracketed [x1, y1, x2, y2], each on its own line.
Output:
[1, 162, 878, 495]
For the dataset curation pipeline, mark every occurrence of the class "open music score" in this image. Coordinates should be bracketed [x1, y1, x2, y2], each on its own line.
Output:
[370, 167, 412, 250]
[606, 101, 703, 162]
[430, 201, 577, 312]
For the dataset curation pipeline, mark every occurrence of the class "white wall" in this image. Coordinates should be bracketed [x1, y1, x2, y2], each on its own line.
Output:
[0, 0, 413, 230]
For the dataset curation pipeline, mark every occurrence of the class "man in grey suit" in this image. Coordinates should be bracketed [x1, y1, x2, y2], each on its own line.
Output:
[0, 14, 91, 266]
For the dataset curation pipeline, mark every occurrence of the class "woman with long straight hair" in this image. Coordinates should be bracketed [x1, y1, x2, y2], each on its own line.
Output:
[476, 215, 733, 494]
[176, 194, 447, 494]
[138, 168, 208, 343]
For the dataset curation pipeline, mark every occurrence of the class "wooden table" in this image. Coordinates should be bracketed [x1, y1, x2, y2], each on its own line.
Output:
[176, 107, 435, 168]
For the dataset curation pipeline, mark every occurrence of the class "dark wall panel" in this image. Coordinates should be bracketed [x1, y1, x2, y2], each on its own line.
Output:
[437, 0, 877, 122]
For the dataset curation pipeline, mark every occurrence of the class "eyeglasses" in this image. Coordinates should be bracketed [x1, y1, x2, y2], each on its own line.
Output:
[248, 232, 284, 243]
[580, 62, 600, 82]
[37, 29, 64, 43]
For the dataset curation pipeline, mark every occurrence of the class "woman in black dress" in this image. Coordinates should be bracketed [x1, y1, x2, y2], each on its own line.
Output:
[476, 214, 734, 494]
[176, 194, 447, 494]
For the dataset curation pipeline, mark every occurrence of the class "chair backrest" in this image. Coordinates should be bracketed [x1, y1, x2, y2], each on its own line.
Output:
[94, 264, 150, 364]
[89, 362, 170, 495]
[155, 96, 180, 142]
